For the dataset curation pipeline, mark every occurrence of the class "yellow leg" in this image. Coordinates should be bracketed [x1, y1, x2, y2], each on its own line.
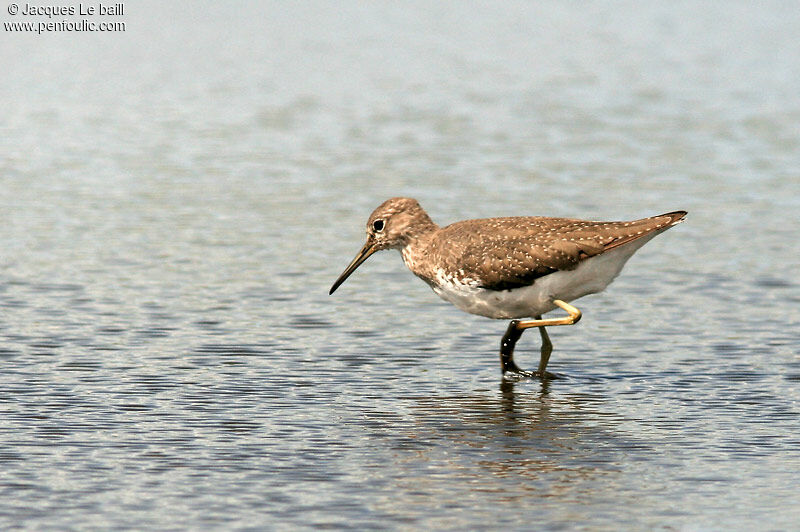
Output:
[514, 299, 582, 330]
[499, 300, 581, 379]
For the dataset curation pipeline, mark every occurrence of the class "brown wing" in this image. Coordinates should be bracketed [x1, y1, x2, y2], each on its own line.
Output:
[431, 212, 686, 291]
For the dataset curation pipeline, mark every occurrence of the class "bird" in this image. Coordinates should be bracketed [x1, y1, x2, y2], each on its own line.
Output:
[329, 197, 686, 379]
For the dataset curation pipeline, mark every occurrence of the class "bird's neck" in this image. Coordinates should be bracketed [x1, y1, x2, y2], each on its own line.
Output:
[406, 213, 438, 241]
[400, 222, 438, 284]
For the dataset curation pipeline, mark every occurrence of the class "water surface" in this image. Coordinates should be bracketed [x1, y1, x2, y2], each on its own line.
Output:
[1, 1, 799, 530]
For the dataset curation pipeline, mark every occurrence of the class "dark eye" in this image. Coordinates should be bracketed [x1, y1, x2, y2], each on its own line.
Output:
[372, 219, 385, 232]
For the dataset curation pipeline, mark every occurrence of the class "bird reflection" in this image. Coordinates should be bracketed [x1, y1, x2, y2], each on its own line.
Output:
[499, 376, 551, 404]
[375, 379, 648, 507]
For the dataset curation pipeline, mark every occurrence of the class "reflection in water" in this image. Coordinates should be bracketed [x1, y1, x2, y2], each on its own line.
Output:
[367, 380, 644, 517]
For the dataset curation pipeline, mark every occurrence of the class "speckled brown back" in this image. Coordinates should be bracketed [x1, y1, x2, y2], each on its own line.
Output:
[411, 211, 686, 291]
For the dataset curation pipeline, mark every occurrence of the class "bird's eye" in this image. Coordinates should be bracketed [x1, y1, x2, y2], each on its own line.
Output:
[372, 219, 385, 232]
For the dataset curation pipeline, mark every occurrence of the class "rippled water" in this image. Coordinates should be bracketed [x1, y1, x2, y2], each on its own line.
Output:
[2, 1, 800, 530]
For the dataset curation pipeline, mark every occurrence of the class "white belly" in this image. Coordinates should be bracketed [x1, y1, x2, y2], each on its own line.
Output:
[430, 234, 658, 319]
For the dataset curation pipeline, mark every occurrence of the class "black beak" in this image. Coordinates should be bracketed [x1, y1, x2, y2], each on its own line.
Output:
[329, 241, 378, 295]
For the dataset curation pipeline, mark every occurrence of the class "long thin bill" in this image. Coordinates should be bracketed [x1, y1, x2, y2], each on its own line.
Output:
[329, 242, 377, 295]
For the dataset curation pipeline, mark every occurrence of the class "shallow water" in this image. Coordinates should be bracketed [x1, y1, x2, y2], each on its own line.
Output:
[2, 1, 800, 530]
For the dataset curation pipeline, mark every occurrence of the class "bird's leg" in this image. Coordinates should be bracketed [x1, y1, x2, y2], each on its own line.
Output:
[514, 299, 582, 330]
[500, 320, 526, 374]
[537, 325, 553, 375]
[499, 300, 581, 379]
[500, 316, 553, 378]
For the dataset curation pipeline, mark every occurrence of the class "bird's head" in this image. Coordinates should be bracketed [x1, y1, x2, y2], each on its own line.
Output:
[329, 197, 436, 295]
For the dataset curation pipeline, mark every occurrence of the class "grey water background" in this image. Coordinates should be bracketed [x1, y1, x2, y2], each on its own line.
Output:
[2, 1, 799, 530]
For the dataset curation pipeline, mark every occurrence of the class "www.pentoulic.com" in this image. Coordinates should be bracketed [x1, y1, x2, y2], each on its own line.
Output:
[4, 2, 126, 33]
[4, 19, 125, 32]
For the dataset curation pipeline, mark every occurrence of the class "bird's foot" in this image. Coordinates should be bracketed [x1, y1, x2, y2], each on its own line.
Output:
[502, 365, 561, 381]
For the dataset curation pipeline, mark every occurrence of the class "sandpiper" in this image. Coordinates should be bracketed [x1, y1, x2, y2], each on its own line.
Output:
[330, 197, 686, 378]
